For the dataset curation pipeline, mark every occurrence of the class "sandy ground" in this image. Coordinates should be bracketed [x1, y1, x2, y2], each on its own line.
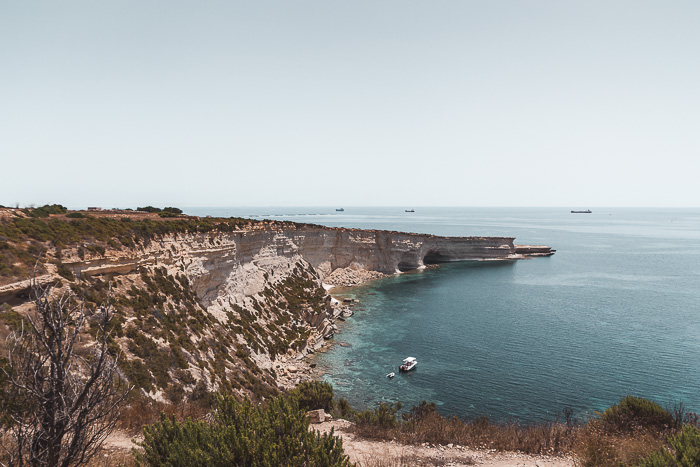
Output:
[313, 419, 575, 467]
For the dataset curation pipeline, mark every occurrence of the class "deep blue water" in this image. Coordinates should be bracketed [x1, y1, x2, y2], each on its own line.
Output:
[186, 207, 700, 424]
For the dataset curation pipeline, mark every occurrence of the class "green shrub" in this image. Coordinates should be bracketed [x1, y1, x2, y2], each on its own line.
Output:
[601, 396, 676, 433]
[639, 425, 700, 466]
[0, 307, 25, 331]
[135, 393, 351, 466]
[335, 398, 351, 418]
[289, 381, 334, 412]
[30, 204, 67, 218]
[137, 206, 161, 213]
[65, 212, 86, 219]
[354, 402, 402, 430]
[403, 400, 437, 423]
[56, 263, 75, 281]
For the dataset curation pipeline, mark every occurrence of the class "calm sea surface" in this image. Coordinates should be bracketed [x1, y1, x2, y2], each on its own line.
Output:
[186, 207, 700, 424]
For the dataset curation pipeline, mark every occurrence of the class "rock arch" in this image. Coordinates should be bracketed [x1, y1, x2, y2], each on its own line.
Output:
[396, 251, 421, 272]
[423, 249, 451, 265]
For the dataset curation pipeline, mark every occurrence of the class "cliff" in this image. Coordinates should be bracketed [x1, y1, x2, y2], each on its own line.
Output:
[1, 226, 549, 299]
[0, 214, 553, 401]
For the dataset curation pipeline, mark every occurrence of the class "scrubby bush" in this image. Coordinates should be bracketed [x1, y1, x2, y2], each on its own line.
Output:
[601, 395, 676, 433]
[56, 262, 75, 281]
[639, 425, 700, 466]
[354, 402, 402, 430]
[135, 393, 351, 466]
[335, 398, 351, 418]
[136, 206, 161, 213]
[65, 212, 86, 218]
[403, 400, 437, 423]
[135, 206, 182, 216]
[29, 204, 67, 218]
[289, 380, 334, 412]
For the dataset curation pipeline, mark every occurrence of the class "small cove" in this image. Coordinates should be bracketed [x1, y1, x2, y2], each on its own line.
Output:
[188, 207, 700, 424]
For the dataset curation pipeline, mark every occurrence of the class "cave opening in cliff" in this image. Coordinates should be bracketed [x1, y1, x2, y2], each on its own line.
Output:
[423, 250, 450, 265]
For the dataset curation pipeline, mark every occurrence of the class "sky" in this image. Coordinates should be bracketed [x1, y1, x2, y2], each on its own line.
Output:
[1, 1, 699, 208]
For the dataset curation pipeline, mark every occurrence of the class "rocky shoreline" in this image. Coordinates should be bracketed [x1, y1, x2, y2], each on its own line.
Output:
[273, 296, 356, 388]
[273, 263, 449, 388]
[273, 267, 384, 389]
[323, 267, 389, 287]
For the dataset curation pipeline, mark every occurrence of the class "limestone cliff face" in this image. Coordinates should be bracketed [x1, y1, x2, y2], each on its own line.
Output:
[1, 226, 550, 309]
[52, 227, 544, 297]
[0, 222, 552, 397]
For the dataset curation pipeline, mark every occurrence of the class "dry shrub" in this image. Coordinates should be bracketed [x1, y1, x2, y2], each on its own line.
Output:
[350, 406, 578, 455]
[356, 453, 475, 467]
[86, 449, 137, 467]
[117, 395, 168, 434]
[349, 395, 700, 466]
[573, 426, 663, 467]
[573, 429, 618, 467]
[486, 421, 575, 454]
[116, 392, 212, 435]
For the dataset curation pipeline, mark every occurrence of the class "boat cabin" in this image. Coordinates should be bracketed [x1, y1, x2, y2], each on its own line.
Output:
[399, 357, 417, 372]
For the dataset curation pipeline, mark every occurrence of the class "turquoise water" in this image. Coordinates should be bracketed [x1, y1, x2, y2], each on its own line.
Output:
[187, 207, 700, 424]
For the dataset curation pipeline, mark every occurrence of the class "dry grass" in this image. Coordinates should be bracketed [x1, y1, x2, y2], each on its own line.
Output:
[348, 406, 698, 466]
[355, 453, 476, 467]
[353, 411, 577, 455]
[86, 449, 136, 467]
[572, 427, 664, 467]
[116, 393, 212, 435]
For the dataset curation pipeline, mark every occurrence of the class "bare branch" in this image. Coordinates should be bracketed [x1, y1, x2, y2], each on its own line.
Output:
[1, 280, 131, 466]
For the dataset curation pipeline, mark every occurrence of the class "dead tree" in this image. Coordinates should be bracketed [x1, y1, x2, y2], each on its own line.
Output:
[1, 281, 131, 467]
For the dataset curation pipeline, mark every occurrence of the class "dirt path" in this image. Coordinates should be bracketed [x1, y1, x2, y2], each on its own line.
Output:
[103, 420, 575, 466]
[313, 420, 575, 467]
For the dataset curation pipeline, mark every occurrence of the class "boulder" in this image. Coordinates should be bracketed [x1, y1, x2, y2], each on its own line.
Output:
[306, 409, 329, 424]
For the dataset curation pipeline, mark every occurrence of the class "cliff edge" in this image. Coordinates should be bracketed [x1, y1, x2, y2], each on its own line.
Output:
[0, 212, 553, 401]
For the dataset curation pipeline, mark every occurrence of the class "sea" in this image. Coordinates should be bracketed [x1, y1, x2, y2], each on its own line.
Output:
[185, 207, 700, 425]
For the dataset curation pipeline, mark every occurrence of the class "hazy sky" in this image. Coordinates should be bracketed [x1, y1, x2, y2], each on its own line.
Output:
[2, 1, 699, 208]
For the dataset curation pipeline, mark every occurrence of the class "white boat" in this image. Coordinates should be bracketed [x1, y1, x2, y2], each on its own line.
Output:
[399, 357, 417, 372]
[386, 372, 395, 378]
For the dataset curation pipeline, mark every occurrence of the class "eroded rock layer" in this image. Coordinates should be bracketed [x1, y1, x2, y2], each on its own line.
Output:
[0, 219, 552, 400]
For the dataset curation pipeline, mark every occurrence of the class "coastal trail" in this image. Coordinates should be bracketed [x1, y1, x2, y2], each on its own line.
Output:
[314, 419, 575, 467]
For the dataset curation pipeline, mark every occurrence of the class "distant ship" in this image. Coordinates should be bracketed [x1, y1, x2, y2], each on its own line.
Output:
[571, 210, 592, 214]
[405, 209, 415, 213]
[336, 208, 344, 212]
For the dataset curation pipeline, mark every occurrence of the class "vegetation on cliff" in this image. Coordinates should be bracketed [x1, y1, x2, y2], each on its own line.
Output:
[0, 207, 318, 286]
[1, 209, 332, 408]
